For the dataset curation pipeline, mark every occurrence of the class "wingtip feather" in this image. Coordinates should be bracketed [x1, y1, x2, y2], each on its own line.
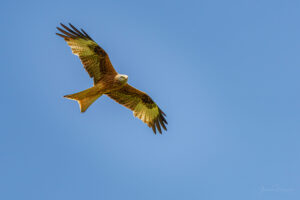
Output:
[69, 23, 85, 37]
[56, 33, 69, 40]
[155, 119, 162, 134]
[151, 124, 157, 134]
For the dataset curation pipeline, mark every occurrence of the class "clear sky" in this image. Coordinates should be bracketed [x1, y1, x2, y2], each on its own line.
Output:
[1, 0, 300, 199]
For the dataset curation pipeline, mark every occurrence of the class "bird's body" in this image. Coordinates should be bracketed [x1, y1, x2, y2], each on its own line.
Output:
[56, 23, 167, 134]
[93, 74, 129, 94]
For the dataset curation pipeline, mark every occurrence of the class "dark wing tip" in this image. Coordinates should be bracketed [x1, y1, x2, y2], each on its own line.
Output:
[56, 23, 92, 40]
[57, 27, 77, 38]
[60, 23, 83, 38]
[151, 123, 157, 134]
[150, 110, 167, 134]
[159, 108, 167, 117]
[155, 119, 162, 134]
[158, 115, 167, 131]
[81, 28, 93, 40]
[68, 23, 86, 38]
[56, 32, 69, 40]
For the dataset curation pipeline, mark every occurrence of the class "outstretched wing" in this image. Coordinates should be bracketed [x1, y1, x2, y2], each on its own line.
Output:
[106, 84, 167, 134]
[56, 23, 117, 84]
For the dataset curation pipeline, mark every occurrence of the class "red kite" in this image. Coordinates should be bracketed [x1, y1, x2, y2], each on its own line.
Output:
[56, 23, 167, 134]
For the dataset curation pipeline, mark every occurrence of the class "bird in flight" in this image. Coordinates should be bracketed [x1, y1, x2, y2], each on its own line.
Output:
[56, 23, 167, 134]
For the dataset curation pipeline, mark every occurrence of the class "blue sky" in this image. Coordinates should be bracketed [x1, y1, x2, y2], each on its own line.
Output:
[1, 0, 300, 199]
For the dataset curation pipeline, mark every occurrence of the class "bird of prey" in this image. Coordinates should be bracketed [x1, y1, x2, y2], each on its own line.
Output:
[56, 23, 167, 134]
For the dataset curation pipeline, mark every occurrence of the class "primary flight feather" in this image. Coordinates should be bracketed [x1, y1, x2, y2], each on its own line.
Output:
[56, 23, 167, 134]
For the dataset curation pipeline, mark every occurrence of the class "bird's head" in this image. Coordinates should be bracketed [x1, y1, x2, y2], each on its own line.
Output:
[116, 74, 128, 84]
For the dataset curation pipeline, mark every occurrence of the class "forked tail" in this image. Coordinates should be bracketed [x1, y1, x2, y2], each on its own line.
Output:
[64, 86, 102, 112]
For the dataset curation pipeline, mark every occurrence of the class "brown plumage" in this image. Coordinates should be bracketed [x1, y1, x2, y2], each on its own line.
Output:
[56, 23, 167, 134]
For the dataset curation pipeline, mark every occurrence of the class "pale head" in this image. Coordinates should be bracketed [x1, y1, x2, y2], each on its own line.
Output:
[115, 74, 128, 84]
